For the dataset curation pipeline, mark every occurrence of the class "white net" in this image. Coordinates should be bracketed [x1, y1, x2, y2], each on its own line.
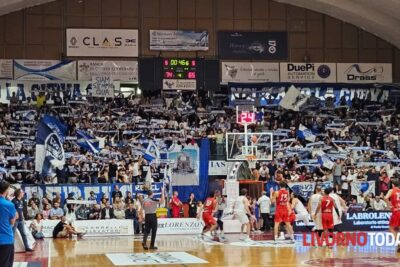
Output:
[246, 155, 257, 169]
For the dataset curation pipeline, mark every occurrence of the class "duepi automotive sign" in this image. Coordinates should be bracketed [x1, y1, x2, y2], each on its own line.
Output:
[66, 29, 138, 57]
[280, 63, 336, 83]
[337, 63, 392, 83]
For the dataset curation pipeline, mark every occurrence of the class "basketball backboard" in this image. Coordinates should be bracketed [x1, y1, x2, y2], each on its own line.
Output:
[225, 132, 273, 161]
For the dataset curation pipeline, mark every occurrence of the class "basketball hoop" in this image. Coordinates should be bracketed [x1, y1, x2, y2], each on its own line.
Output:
[246, 155, 257, 169]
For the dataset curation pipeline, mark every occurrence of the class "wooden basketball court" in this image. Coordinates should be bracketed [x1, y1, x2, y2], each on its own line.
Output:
[14, 234, 400, 267]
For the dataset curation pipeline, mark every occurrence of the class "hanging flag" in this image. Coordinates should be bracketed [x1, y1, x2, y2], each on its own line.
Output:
[351, 181, 376, 196]
[316, 151, 334, 169]
[143, 140, 160, 162]
[288, 182, 315, 201]
[76, 130, 100, 154]
[297, 124, 316, 142]
[35, 115, 67, 177]
[279, 85, 309, 111]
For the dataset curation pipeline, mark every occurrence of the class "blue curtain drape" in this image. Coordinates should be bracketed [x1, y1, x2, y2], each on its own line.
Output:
[172, 138, 210, 202]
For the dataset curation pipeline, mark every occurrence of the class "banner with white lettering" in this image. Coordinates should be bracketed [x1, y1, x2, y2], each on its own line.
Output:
[294, 211, 391, 232]
[21, 182, 164, 203]
[228, 82, 393, 107]
[67, 29, 138, 57]
[280, 63, 336, 83]
[78, 60, 138, 82]
[337, 63, 392, 83]
[0, 59, 13, 79]
[92, 76, 115, 98]
[0, 80, 92, 104]
[14, 60, 76, 81]
[221, 62, 279, 83]
[287, 182, 316, 201]
[25, 219, 134, 237]
[150, 30, 208, 51]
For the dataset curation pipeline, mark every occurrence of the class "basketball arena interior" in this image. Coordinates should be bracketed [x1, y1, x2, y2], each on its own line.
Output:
[0, 0, 400, 266]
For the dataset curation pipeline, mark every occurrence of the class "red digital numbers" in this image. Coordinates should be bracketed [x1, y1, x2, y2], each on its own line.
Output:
[164, 59, 169, 66]
[188, 72, 196, 79]
[164, 71, 174, 78]
[191, 60, 196, 67]
[239, 112, 255, 123]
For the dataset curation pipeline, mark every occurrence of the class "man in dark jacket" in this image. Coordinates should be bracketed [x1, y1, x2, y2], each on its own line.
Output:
[101, 202, 115, 219]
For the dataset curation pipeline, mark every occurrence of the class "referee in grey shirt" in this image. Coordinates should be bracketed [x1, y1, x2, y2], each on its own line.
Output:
[142, 188, 164, 250]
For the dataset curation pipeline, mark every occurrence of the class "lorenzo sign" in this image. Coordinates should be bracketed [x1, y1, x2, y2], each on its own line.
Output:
[157, 218, 205, 235]
[337, 63, 392, 83]
[67, 29, 138, 57]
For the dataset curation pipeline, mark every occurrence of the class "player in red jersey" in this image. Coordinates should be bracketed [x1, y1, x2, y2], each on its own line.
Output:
[384, 179, 400, 253]
[272, 182, 294, 241]
[314, 187, 335, 246]
[198, 191, 218, 240]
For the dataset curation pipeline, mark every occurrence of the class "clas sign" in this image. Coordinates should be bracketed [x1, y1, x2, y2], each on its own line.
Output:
[67, 29, 139, 57]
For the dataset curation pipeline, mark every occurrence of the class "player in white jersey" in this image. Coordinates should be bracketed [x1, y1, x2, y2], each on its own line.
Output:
[233, 188, 251, 241]
[329, 190, 346, 231]
[290, 192, 311, 225]
[308, 186, 322, 232]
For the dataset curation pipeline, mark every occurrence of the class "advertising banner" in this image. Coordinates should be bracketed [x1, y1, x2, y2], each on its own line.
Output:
[0, 59, 13, 79]
[21, 182, 164, 203]
[157, 218, 205, 235]
[25, 219, 134, 238]
[221, 62, 279, 83]
[162, 79, 196, 91]
[228, 82, 393, 107]
[280, 63, 336, 83]
[66, 29, 138, 57]
[294, 211, 391, 232]
[78, 60, 138, 82]
[218, 31, 288, 60]
[14, 60, 76, 81]
[92, 76, 115, 98]
[0, 80, 123, 104]
[209, 160, 233, 176]
[337, 63, 392, 83]
[150, 30, 208, 51]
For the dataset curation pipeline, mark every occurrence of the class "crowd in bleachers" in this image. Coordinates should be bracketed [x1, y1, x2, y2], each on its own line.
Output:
[0, 89, 400, 210]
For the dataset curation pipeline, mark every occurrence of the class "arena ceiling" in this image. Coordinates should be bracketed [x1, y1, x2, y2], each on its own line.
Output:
[1, 0, 400, 48]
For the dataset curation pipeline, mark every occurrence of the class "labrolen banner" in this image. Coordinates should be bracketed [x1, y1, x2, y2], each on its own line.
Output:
[0, 59, 13, 79]
[78, 60, 138, 82]
[337, 63, 392, 83]
[280, 63, 336, 83]
[66, 29, 139, 57]
[14, 60, 76, 81]
[150, 30, 208, 51]
[218, 31, 288, 60]
[228, 82, 393, 107]
[294, 211, 391, 232]
[221, 62, 279, 83]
